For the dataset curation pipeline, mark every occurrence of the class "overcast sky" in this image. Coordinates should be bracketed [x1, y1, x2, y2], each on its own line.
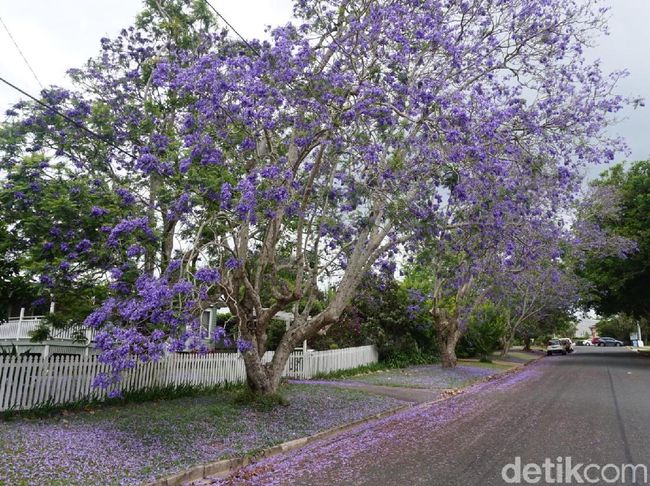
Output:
[1, 1, 649, 178]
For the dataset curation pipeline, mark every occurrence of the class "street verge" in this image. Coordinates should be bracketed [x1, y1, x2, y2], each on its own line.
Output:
[150, 353, 544, 486]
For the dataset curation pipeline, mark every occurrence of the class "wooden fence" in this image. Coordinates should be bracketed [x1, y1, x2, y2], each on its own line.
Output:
[0, 345, 378, 411]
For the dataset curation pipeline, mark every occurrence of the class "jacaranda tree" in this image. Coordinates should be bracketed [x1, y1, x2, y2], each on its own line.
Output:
[1, 0, 632, 394]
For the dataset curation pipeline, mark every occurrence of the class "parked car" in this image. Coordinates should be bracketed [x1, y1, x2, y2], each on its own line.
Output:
[558, 338, 575, 353]
[581, 339, 593, 346]
[547, 339, 567, 356]
[597, 337, 624, 347]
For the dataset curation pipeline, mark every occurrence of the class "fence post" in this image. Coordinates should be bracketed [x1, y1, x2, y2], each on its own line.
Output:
[16, 307, 25, 340]
[303, 351, 311, 379]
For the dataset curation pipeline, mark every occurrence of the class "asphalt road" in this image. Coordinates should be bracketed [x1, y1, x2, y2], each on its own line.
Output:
[217, 347, 650, 485]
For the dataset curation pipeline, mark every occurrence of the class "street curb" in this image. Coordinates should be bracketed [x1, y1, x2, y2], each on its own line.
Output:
[523, 352, 545, 366]
[148, 354, 544, 486]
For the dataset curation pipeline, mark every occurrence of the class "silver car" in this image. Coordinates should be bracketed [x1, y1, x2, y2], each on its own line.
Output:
[547, 339, 567, 356]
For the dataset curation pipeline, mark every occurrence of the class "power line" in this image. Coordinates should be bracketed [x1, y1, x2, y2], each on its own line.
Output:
[1, 5, 258, 162]
[0, 75, 137, 160]
[0, 15, 44, 90]
[203, 1, 262, 58]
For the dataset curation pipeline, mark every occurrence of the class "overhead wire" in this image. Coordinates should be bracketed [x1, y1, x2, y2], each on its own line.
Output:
[0, 15, 44, 90]
[0, 3, 262, 162]
[203, 0, 262, 58]
[0, 75, 137, 160]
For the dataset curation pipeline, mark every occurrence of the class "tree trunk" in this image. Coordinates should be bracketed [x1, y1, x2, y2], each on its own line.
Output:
[440, 332, 459, 368]
[242, 352, 278, 394]
[523, 334, 532, 352]
[241, 322, 305, 395]
[500, 334, 514, 358]
[234, 244, 367, 395]
[432, 307, 461, 368]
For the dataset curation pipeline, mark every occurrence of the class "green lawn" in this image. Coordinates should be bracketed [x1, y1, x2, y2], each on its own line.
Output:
[459, 359, 518, 370]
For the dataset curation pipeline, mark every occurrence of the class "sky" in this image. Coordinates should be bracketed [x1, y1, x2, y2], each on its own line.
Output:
[1, 0, 649, 176]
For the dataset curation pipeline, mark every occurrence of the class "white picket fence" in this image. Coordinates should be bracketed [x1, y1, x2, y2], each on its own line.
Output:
[0, 316, 96, 342]
[0, 345, 377, 411]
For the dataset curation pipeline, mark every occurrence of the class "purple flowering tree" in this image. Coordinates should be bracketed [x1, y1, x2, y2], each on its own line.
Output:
[1, 1, 224, 334]
[159, 0, 628, 388]
[2, 0, 632, 394]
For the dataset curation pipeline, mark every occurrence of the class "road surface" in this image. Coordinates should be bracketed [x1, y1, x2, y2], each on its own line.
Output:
[212, 347, 650, 485]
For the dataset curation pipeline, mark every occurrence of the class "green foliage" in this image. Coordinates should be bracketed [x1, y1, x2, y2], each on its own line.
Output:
[582, 161, 650, 318]
[213, 312, 233, 328]
[234, 388, 289, 411]
[0, 0, 223, 329]
[343, 274, 437, 359]
[310, 271, 439, 367]
[311, 362, 393, 380]
[534, 310, 578, 343]
[382, 349, 436, 368]
[463, 302, 507, 361]
[596, 314, 648, 342]
[265, 319, 289, 351]
[0, 219, 39, 320]
[0, 149, 126, 324]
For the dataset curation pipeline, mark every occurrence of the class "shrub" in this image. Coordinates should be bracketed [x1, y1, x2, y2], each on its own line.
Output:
[463, 303, 507, 362]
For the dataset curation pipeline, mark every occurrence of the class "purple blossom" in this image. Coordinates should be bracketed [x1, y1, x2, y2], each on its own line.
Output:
[109, 267, 123, 280]
[106, 217, 154, 248]
[166, 260, 182, 274]
[195, 267, 221, 284]
[75, 239, 92, 253]
[219, 182, 232, 209]
[115, 187, 136, 205]
[225, 257, 242, 270]
[135, 152, 159, 174]
[236, 338, 253, 353]
[172, 280, 194, 295]
[90, 206, 109, 217]
[211, 326, 227, 343]
[126, 244, 145, 257]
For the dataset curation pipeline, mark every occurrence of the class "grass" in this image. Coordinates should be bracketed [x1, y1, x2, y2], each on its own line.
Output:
[488, 351, 539, 363]
[636, 347, 650, 356]
[458, 359, 517, 370]
[330, 361, 505, 390]
[311, 362, 397, 380]
[311, 354, 439, 381]
[233, 388, 290, 411]
[1, 382, 244, 421]
[0, 383, 406, 485]
[504, 351, 539, 362]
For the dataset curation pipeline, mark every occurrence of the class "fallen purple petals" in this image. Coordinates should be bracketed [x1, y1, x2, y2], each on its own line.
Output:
[206, 365, 544, 485]
[0, 385, 405, 485]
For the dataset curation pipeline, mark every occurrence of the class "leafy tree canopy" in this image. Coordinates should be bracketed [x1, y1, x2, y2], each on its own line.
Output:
[580, 161, 650, 318]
